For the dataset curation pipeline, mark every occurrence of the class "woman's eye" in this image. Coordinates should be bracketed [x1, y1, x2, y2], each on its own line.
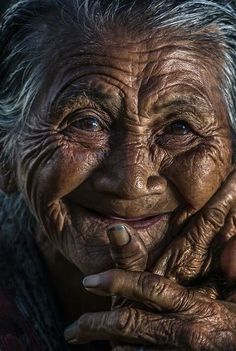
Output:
[165, 121, 192, 135]
[71, 117, 103, 132]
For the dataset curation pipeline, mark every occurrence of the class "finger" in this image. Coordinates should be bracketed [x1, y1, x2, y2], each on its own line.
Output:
[107, 224, 147, 271]
[64, 307, 179, 346]
[83, 269, 198, 312]
[221, 235, 236, 280]
[107, 224, 148, 310]
[191, 281, 220, 299]
[153, 169, 236, 282]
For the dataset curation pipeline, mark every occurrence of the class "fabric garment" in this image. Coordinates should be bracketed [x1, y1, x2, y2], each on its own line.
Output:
[0, 192, 69, 351]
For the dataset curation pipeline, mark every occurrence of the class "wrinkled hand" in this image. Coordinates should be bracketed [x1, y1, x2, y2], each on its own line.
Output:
[63, 220, 236, 350]
[64, 268, 236, 350]
[154, 169, 236, 289]
[64, 169, 236, 350]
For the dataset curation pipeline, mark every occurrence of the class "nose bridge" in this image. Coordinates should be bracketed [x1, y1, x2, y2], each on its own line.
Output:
[113, 140, 149, 187]
[91, 132, 167, 199]
[93, 135, 165, 199]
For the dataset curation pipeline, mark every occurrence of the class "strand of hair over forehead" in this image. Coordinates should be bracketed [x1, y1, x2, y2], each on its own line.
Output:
[0, 0, 236, 169]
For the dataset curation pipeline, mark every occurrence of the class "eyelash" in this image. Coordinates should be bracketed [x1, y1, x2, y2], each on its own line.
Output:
[61, 110, 109, 132]
[152, 119, 200, 149]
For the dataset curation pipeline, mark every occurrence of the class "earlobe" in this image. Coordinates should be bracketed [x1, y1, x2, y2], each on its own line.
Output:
[0, 162, 17, 194]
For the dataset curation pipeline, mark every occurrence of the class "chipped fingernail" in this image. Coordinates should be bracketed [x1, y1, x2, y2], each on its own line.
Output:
[107, 224, 130, 246]
[83, 274, 101, 288]
[64, 323, 76, 341]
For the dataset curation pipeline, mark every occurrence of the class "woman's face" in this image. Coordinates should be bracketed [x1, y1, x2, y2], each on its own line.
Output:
[18, 32, 233, 274]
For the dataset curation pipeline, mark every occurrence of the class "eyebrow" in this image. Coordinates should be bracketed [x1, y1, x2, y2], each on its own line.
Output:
[53, 85, 123, 114]
[153, 96, 211, 113]
[55, 89, 111, 107]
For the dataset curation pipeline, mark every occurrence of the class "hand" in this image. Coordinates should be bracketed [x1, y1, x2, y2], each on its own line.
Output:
[153, 169, 236, 289]
[63, 169, 236, 350]
[64, 268, 236, 350]
[107, 169, 236, 301]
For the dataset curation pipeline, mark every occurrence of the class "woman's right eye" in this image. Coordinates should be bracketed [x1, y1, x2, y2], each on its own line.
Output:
[71, 116, 104, 132]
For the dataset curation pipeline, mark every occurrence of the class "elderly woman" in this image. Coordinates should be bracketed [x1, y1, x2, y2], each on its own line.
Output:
[1, 0, 236, 350]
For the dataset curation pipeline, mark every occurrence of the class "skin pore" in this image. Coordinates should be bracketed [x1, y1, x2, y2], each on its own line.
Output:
[14, 26, 235, 349]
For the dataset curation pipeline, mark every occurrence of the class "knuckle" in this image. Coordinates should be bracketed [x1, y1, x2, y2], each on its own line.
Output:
[114, 307, 134, 334]
[137, 272, 163, 301]
[201, 207, 225, 231]
[173, 288, 194, 312]
[189, 207, 226, 250]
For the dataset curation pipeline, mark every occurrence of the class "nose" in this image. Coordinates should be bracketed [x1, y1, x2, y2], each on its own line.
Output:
[92, 146, 167, 199]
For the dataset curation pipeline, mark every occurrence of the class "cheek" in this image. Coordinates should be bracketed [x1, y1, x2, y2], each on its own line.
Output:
[35, 144, 103, 202]
[19, 137, 105, 218]
[166, 139, 233, 209]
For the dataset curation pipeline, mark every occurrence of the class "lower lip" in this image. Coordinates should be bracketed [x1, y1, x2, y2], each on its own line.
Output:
[84, 208, 169, 229]
[106, 214, 169, 229]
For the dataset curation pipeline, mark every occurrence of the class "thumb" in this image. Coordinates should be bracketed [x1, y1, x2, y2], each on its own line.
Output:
[107, 224, 148, 310]
[107, 224, 147, 271]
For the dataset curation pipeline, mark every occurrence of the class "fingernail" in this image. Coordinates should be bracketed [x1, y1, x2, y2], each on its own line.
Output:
[83, 274, 101, 288]
[107, 224, 130, 246]
[64, 323, 76, 341]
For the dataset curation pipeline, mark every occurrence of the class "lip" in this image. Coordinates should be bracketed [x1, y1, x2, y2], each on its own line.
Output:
[82, 207, 170, 229]
[107, 214, 169, 229]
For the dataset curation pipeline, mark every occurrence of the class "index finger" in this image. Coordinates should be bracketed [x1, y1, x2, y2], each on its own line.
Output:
[83, 269, 199, 313]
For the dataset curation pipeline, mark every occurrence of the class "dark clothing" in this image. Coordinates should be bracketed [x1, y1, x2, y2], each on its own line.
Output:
[0, 192, 69, 351]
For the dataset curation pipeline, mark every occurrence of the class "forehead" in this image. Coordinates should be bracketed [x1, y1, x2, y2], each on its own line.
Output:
[43, 29, 225, 118]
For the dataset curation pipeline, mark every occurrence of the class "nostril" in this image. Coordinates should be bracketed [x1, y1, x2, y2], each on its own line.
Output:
[147, 175, 167, 193]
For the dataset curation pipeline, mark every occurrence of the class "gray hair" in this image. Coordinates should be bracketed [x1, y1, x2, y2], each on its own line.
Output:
[1, 0, 236, 171]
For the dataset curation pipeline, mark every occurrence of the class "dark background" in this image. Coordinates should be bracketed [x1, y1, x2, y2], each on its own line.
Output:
[0, 1, 12, 17]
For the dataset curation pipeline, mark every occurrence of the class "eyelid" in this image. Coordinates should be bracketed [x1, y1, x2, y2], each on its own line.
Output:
[164, 119, 193, 133]
[59, 108, 110, 130]
[163, 114, 202, 136]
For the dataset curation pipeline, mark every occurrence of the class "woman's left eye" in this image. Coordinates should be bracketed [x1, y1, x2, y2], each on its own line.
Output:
[71, 117, 103, 132]
[165, 121, 192, 135]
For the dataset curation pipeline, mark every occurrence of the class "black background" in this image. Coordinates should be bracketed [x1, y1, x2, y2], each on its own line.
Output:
[0, 1, 12, 17]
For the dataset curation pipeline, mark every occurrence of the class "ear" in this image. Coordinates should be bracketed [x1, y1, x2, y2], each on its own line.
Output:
[0, 160, 18, 194]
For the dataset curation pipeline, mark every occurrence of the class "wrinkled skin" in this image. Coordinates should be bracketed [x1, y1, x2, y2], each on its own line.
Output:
[8, 26, 236, 350]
